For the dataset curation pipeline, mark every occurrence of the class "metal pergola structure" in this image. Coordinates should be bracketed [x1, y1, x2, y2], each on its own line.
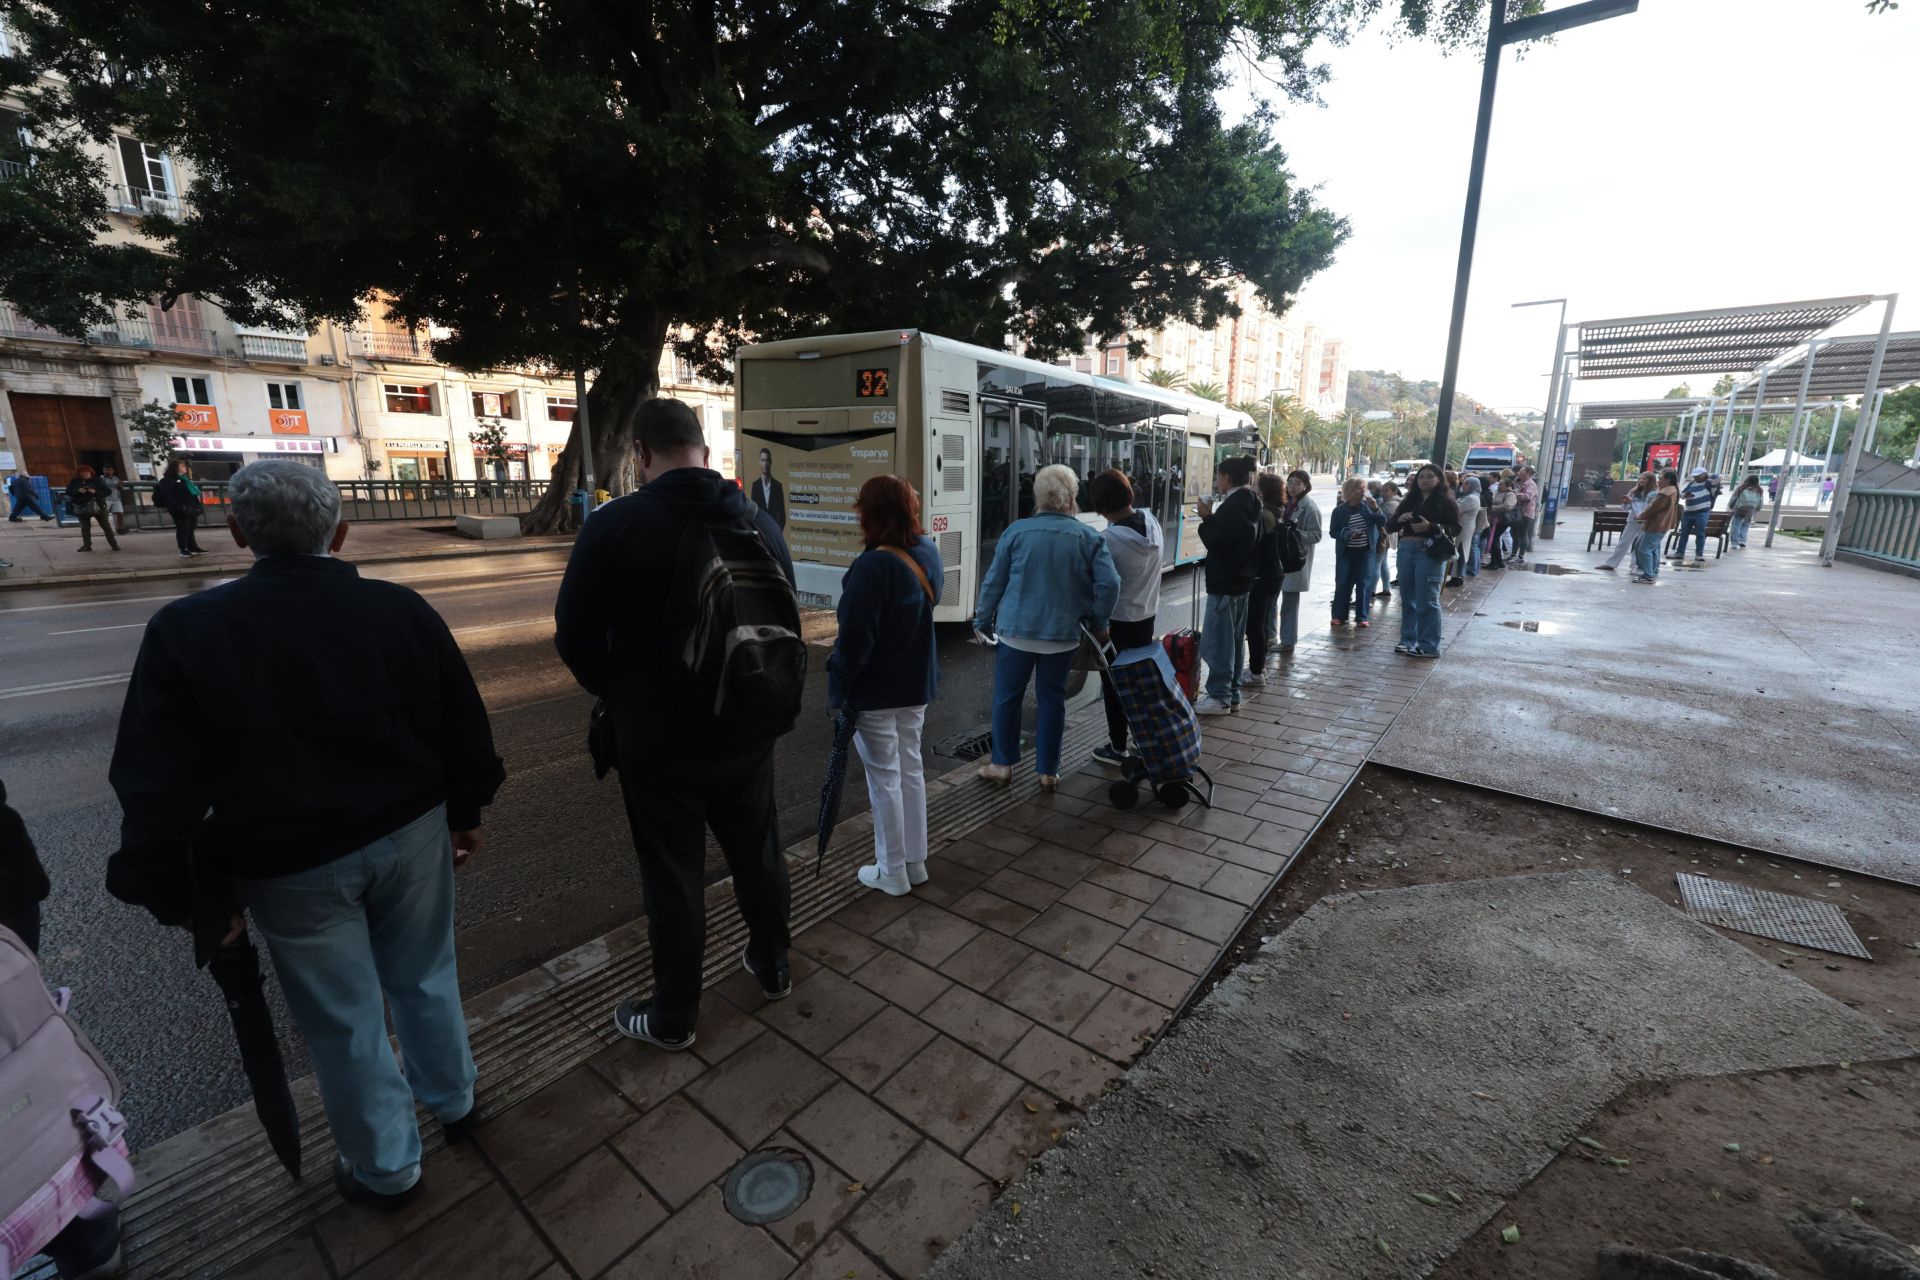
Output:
[1540, 294, 1903, 564]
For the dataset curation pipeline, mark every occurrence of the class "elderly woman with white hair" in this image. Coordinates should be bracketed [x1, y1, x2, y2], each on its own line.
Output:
[971, 463, 1121, 790]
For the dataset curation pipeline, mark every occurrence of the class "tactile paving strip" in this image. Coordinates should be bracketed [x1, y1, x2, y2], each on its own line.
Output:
[1675, 873, 1873, 960]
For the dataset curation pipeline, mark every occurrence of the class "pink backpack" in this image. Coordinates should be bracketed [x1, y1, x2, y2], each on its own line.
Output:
[0, 925, 134, 1275]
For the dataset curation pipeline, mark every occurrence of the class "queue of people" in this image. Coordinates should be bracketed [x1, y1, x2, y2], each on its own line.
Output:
[4, 459, 209, 556]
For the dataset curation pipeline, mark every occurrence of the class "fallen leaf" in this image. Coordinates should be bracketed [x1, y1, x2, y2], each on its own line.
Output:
[1375, 1237, 1393, 1258]
[1413, 1193, 1441, 1206]
[846, 1182, 864, 1193]
[1724, 1143, 1741, 1153]
[1608, 1157, 1631, 1168]
[1024, 1101, 1040, 1114]
[1758, 1156, 1774, 1165]
[1851, 1197, 1867, 1210]
[1501, 1225, 1521, 1245]
[1446, 1190, 1464, 1204]
[1011, 1201, 1022, 1217]
[1575, 1136, 1605, 1151]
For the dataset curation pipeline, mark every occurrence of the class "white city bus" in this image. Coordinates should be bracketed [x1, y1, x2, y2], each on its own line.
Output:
[733, 330, 1258, 622]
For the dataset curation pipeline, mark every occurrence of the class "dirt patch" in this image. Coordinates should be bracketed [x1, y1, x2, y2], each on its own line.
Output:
[1192, 764, 1920, 1276]
[1429, 1059, 1920, 1280]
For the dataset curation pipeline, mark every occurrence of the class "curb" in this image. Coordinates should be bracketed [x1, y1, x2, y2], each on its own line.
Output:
[0, 534, 576, 591]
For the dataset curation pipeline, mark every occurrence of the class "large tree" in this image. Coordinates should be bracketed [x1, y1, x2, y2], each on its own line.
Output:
[0, 0, 1493, 529]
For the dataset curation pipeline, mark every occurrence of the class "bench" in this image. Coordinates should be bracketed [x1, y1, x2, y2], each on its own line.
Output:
[1587, 509, 1628, 550]
[454, 513, 522, 540]
[1667, 510, 1731, 559]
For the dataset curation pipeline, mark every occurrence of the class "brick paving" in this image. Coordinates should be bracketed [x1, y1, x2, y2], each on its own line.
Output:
[177, 571, 1502, 1280]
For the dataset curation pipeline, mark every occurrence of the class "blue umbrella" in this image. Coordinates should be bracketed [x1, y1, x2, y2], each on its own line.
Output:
[814, 711, 859, 875]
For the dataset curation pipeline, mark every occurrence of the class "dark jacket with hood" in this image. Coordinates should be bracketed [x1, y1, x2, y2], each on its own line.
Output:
[554, 468, 795, 759]
[1197, 486, 1264, 596]
[0, 779, 51, 929]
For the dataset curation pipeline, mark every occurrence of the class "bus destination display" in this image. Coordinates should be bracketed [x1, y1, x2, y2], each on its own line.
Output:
[855, 368, 891, 398]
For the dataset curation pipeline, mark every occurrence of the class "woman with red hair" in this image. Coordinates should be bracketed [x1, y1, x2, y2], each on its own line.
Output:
[828, 475, 944, 896]
[64, 465, 120, 553]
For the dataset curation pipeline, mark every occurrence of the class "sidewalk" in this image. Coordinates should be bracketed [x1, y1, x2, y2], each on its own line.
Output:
[107, 569, 1500, 1279]
[0, 517, 573, 588]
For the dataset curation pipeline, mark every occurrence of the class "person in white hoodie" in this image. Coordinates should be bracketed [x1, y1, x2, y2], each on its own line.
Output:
[1088, 468, 1164, 769]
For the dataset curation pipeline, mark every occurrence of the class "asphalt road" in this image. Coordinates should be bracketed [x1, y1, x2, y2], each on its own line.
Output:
[2, 545, 1206, 1144]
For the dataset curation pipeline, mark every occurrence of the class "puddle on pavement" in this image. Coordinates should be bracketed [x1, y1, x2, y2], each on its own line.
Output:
[1531, 563, 1582, 575]
[1499, 620, 1565, 635]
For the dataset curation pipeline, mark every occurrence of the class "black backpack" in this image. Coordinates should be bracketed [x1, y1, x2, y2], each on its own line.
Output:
[669, 506, 808, 742]
[1273, 516, 1307, 575]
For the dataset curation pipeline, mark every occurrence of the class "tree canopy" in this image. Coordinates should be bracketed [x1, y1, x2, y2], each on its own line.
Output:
[0, 0, 1499, 527]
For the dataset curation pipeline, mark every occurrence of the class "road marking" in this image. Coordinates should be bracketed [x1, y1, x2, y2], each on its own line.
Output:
[0, 592, 190, 615]
[49, 622, 149, 636]
[453, 617, 551, 636]
[0, 673, 133, 701]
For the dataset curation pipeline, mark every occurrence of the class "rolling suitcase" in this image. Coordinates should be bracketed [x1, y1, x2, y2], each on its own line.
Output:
[1161, 578, 1200, 702]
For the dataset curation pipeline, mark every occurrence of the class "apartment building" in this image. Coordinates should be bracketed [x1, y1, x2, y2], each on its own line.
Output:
[1084, 281, 1349, 418]
[0, 20, 732, 489]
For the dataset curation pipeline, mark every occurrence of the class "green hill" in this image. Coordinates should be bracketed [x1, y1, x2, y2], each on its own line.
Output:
[1347, 370, 1516, 442]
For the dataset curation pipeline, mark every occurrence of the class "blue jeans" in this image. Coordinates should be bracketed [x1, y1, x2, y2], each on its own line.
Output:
[991, 642, 1073, 775]
[1679, 509, 1709, 559]
[1465, 528, 1483, 575]
[1376, 544, 1394, 593]
[1397, 543, 1443, 654]
[1332, 545, 1373, 622]
[1729, 511, 1752, 547]
[245, 805, 474, 1195]
[1201, 592, 1249, 703]
[1634, 530, 1662, 578]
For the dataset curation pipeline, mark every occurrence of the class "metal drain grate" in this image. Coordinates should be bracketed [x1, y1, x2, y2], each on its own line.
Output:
[1675, 873, 1872, 960]
[935, 728, 996, 761]
[724, 1149, 814, 1224]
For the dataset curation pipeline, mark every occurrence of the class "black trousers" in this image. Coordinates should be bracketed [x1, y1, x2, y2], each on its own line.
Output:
[1245, 583, 1281, 671]
[77, 510, 118, 550]
[169, 509, 203, 553]
[0, 901, 40, 953]
[43, 1207, 120, 1279]
[1098, 616, 1156, 751]
[616, 744, 791, 1033]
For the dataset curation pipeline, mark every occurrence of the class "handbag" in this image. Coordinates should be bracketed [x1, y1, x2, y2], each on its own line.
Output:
[586, 699, 616, 779]
[1424, 531, 1457, 561]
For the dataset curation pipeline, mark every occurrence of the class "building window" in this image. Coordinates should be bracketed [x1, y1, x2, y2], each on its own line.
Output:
[266, 381, 303, 412]
[546, 394, 577, 422]
[1105, 352, 1122, 375]
[384, 382, 435, 415]
[471, 389, 518, 419]
[171, 375, 212, 405]
[115, 136, 174, 202]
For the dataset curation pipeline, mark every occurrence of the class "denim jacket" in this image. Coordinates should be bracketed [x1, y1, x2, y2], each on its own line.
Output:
[973, 512, 1120, 643]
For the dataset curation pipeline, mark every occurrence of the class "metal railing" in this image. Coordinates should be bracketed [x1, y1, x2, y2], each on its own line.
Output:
[1838, 489, 1920, 570]
[114, 479, 551, 531]
[105, 183, 190, 219]
[356, 330, 436, 361]
[0, 306, 220, 354]
[237, 332, 309, 363]
[0, 158, 27, 181]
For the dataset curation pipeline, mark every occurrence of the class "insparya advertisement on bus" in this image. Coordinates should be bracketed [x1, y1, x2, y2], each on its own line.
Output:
[739, 432, 898, 574]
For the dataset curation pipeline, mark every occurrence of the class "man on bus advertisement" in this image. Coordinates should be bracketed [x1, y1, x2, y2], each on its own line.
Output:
[747, 447, 787, 527]
[748, 437, 897, 568]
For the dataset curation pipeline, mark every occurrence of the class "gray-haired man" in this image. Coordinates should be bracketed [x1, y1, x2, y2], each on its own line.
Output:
[107, 460, 504, 1211]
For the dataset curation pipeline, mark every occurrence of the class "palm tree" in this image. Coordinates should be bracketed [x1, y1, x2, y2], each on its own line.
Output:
[1142, 368, 1186, 390]
[1187, 380, 1225, 404]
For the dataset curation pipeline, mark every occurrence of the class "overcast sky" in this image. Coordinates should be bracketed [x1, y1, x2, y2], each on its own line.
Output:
[1231, 0, 1918, 413]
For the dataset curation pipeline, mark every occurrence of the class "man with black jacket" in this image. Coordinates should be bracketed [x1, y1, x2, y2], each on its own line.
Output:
[107, 460, 504, 1212]
[1194, 454, 1263, 715]
[554, 398, 797, 1053]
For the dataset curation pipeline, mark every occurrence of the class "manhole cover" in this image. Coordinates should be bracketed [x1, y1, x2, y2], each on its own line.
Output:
[935, 728, 995, 761]
[1675, 873, 1872, 960]
[723, 1149, 814, 1224]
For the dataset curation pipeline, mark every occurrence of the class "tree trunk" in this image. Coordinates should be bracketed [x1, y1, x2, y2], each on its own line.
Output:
[521, 312, 668, 534]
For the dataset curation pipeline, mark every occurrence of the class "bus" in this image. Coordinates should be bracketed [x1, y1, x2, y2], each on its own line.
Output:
[1461, 441, 1521, 476]
[1389, 458, 1429, 483]
[732, 329, 1258, 621]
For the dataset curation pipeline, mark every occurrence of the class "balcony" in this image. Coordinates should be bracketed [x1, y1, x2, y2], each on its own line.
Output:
[0, 159, 27, 182]
[105, 183, 190, 220]
[356, 330, 436, 362]
[0, 306, 217, 355]
[237, 332, 309, 363]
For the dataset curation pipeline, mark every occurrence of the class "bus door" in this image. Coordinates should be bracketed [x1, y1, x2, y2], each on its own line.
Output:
[978, 399, 1046, 573]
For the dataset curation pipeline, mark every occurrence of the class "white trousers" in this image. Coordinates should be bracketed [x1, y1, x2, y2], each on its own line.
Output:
[854, 705, 928, 876]
[1603, 515, 1641, 568]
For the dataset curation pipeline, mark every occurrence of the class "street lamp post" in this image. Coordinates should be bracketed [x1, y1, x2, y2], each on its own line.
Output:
[1430, 0, 1639, 467]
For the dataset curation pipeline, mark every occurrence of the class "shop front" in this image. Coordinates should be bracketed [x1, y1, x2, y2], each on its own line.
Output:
[382, 438, 455, 486]
[472, 441, 530, 482]
[168, 433, 333, 483]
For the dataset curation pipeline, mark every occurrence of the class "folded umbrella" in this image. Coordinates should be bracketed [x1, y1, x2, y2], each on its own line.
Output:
[206, 935, 303, 1179]
[814, 710, 859, 875]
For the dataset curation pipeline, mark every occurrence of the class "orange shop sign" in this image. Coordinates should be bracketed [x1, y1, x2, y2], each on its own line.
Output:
[269, 409, 309, 435]
[174, 404, 219, 432]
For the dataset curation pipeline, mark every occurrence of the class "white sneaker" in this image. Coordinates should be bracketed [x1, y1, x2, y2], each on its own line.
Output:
[906, 861, 929, 886]
[977, 762, 1011, 785]
[1239, 670, 1265, 687]
[858, 864, 912, 896]
[1192, 694, 1231, 716]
